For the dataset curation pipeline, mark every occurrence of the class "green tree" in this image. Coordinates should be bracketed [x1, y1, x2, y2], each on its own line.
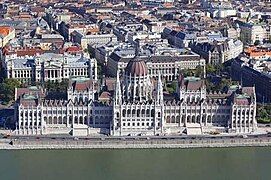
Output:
[206, 64, 216, 74]
[166, 82, 177, 94]
[0, 78, 21, 104]
[257, 104, 271, 123]
[182, 69, 194, 76]
[195, 65, 204, 77]
[45, 79, 68, 93]
[206, 78, 231, 92]
[215, 64, 224, 74]
[219, 78, 231, 91]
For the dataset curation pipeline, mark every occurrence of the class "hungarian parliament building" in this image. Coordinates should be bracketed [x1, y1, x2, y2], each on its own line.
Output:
[14, 58, 257, 136]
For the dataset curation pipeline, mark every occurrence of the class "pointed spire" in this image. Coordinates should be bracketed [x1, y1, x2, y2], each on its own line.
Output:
[156, 71, 163, 104]
[133, 72, 136, 101]
[114, 70, 122, 105]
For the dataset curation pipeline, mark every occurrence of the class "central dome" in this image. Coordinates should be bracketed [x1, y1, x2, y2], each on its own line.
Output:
[125, 58, 148, 76]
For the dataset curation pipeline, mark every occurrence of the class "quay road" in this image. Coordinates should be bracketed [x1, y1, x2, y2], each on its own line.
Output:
[2, 133, 271, 141]
[1, 133, 271, 149]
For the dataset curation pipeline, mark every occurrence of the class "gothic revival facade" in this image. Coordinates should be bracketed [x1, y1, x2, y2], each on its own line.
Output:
[111, 58, 257, 136]
[15, 77, 112, 136]
[14, 58, 257, 136]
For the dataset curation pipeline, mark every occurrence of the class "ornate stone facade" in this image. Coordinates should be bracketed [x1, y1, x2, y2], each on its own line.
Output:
[112, 58, 257, 136]
[14, 58, 257, 136]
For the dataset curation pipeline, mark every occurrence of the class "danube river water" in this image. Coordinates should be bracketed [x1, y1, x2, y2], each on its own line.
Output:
[0, 147, 270, 180]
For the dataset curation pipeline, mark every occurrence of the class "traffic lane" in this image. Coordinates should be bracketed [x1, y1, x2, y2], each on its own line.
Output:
[6, 134, 271, 142]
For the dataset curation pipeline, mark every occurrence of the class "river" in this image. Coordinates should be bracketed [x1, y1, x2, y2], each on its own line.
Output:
[0, 147, 270, 180]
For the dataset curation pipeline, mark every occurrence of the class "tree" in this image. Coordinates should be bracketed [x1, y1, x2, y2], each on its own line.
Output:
[45, 80, 69, 99]
[182, 69, 194, 77]
[206, 64, 216, 74]
[45, 79, 68, 93]
[219, 78, 231, 92]
[0, 78, 21, 104]
[194, 65, 204, 77]
[215, 64, 224, 74]
[166, 82, 177, 94]
[257, 104, 271, 123]
[206, 78, 231, 92]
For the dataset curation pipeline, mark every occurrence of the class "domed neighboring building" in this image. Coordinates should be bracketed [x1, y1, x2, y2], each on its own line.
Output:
[123, 58, 153, 102]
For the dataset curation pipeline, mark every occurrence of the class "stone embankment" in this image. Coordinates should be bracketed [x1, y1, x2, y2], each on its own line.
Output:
[0, 136, 271, 149]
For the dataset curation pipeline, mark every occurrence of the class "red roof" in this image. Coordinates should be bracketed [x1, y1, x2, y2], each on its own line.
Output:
[65, 46, 82, 53]
[71, 80, 94, 92]
[3, 47, 44, 56]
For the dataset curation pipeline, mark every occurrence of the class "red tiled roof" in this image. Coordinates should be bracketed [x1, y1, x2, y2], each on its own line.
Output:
[234, 98, 250, 105]
[3, 47, 44, 56]
[179, 77, 204, 91]
[0, 26, 13, 37]
[65, 46, 82, 53]
[71, 80, 93, 92]
[20, 99, 39, 107]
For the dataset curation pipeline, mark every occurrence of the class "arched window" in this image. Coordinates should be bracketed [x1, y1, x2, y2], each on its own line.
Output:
[89, 117, 93, 125]
[53, 116, 57, 124]
[137, 109, 140, 117]
[212, 115, 216, 123]
[151, 109, 155, 117]
[127, 109, 131, 117]
[63, 116, 67, 124]
[58, 117, 62, 124]
[146, 109, 150, 116]
[136, 86, 140, 96]
[69, 116, 72, 124]
[187, 115, 191, 123]
[44, 117, 48, 124]
[74, 116, 78, 124]
[79, 116, 83, 124]
[48, 117, 52, 124]
[142, 109, 145, 116]
[84, 116, 88, 124]
[166, 116, 170, 123]
[132, 109, 136, 116]
[122, 109, 126, 117]
[171, 116, 176, 123]
[192, 116, 195, 123]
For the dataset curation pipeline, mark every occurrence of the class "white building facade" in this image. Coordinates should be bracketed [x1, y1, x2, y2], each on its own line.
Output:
[4, 52, 97, 83]
[14, 59, 257, 136]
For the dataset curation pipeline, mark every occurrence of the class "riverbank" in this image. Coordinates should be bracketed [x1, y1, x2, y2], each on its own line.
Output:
[1, 135, 271, 149]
